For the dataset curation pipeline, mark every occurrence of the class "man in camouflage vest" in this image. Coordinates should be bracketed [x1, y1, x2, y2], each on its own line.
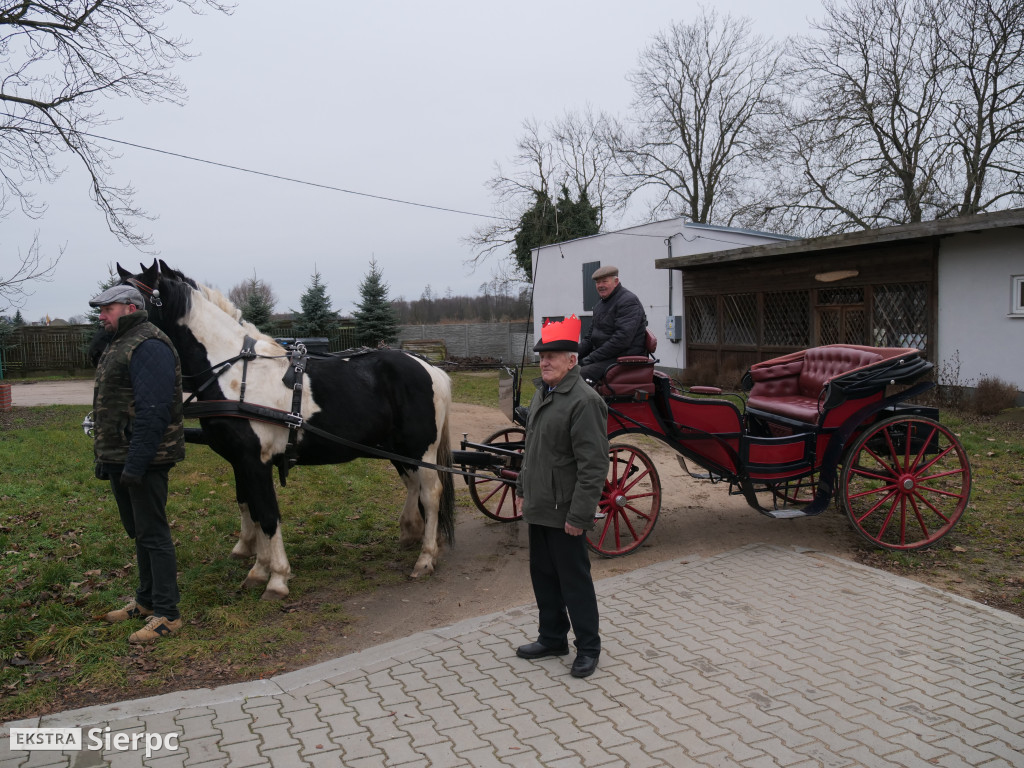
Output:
[90, 284, 186, 643]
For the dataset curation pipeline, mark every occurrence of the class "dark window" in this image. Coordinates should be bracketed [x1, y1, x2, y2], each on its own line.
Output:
[582, 261, 601, 311]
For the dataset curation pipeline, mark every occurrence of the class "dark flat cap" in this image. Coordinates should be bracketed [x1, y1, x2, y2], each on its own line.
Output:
[89, 284, 145, 308]
[592, 265, 619, 280]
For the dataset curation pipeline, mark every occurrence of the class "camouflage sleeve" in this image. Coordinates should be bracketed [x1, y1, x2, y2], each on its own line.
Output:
[124, 339, 177, 478]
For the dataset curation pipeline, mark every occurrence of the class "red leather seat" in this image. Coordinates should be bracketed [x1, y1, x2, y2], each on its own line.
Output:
[594, 329, 659, 398]
[746, 345, 885, 423]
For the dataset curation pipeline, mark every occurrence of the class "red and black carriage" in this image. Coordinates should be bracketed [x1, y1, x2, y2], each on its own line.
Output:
[459, 342, 972, 557]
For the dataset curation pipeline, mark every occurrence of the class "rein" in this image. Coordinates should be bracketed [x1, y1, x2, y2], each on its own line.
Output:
[184, 341, 482, 482]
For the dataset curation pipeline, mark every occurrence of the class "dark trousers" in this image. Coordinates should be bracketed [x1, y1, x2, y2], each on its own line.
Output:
[528, 524, 600, 656]
[109, 466, 180, 621]
[578, 362, 611, 385]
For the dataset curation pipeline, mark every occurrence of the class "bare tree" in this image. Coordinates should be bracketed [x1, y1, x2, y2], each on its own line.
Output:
[614, 6, 784, 225]
[0, 232, 63, 311]
[0, 1, 232, 246]
[764, 0, 1024, 236]
[467, 107, 623, 273]
[944, 0, 1024, 216]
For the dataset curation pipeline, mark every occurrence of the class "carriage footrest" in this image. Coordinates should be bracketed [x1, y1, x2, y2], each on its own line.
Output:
[765, 507, 814, 519]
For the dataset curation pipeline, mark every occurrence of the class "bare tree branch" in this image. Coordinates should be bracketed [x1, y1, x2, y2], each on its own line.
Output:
[466, 109, 625, 274]
[614, 5, 784, 225]
[0, 0, 233, 249]
[0, 230, 63, 310]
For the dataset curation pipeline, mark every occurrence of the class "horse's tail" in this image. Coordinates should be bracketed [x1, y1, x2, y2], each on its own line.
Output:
[436, 410, 456, 546]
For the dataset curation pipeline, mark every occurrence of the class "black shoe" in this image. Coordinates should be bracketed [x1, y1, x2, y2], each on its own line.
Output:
[516, 641, 570, 660]
[570, 654, 599, 678]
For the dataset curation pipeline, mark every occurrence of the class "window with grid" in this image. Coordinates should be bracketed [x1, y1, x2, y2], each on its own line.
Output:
[873, 283, 928, 349]
[687, 295, 718, 344]
[722, 294, 757, 345]
[763, 291, 809, 346]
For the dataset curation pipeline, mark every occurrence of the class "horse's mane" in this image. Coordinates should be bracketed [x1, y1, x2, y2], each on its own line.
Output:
[164, 266, 280, 346]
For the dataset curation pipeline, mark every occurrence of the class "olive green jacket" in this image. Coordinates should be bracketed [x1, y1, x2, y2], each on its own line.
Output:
[516, 366, 609, 530]
[93, 311, 185, 471]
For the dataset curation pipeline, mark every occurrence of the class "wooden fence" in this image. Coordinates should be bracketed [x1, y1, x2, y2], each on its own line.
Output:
[1, 322, 533, 377]
[1, 326, 95, 377]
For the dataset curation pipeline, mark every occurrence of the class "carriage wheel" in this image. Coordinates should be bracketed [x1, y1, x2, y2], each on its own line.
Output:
[587, 444, 661, 557]
[840, 415, 971, 550]
[468, 426, 525, 522]
[772, 472, 818, 506]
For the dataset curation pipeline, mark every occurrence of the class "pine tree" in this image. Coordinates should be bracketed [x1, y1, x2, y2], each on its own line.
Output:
[242, 290, 274, 333]
[293, 270, 339, 337]
[12, 310, 24, 326]
[353, 258, 399, 347]
[513, 185, 600, 279]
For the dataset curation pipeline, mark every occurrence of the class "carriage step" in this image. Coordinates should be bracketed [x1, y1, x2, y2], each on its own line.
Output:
[765, 507, 813, 519]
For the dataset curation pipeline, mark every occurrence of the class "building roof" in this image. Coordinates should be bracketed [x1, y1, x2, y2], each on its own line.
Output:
[655, 207, 1024, 270]
[533, 216, 796, 254]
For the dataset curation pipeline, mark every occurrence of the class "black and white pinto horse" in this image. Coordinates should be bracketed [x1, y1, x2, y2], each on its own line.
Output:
[118, 260, 455, 599]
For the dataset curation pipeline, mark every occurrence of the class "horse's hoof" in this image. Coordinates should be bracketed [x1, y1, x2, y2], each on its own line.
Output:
[410, 562, 435, 578]
[398, 537, 419, 550]
[229, 549, 253, 561]
[260, 587, 288, 601]
[241, 573, 268, 590]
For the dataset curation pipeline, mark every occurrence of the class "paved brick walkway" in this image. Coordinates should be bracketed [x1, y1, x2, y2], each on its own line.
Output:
[4, 544, 1023, 767]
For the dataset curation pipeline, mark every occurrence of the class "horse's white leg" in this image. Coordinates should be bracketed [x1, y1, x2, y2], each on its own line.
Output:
[241, 528, 270, 590]
[230, 503, 257, 559]
[397, 470, 424, 548]
[261, 527, 291, 600]
[411, 467, 442, 578]
[241, 526, 291, 599]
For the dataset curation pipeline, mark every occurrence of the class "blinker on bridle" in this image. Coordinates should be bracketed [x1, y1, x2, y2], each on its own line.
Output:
[127, 276, 162, 307]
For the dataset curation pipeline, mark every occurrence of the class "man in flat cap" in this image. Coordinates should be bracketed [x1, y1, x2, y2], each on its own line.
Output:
[515, 315, 608, 678]
[89, 284, 186, 644]
[578, 265, 648, 384]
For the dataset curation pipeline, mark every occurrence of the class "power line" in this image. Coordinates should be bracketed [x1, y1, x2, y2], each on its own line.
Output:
[1, 112, 503, 221]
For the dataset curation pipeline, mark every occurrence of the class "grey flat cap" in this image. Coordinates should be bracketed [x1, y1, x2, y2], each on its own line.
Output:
[89, 284, 145, 308]
[592, 265, 619, 280]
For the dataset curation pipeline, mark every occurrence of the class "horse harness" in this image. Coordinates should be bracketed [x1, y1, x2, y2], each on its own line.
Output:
[182, 340, 479, 485]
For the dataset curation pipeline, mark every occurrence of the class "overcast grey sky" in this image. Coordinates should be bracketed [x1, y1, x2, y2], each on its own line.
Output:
[7, 0, 823, 323]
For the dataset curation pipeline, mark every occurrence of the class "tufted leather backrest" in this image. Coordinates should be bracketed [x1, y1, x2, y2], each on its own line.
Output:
[798, 346, 882, 396]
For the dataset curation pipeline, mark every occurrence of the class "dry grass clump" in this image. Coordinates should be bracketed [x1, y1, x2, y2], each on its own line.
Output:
[973, 376, 1020, 416]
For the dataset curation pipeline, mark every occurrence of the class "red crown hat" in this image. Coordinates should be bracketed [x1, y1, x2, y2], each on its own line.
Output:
[534, 314, 581, 352]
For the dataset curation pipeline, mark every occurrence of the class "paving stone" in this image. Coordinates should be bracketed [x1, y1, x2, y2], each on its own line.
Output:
[7, 546, 1022, 768]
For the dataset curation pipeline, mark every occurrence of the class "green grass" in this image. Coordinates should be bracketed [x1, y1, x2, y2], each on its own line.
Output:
[1, 372, 1021, 719]
[0, 405, 413, 719]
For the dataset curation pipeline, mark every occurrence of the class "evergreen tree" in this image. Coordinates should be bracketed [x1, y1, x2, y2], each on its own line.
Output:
[353, 258, 399, 347]
[87, 269, 121, 330]
[12, 309, 24, 326]
[513, 185, 600, 279]
[293, 270, 339, 337]
[242, 290, 274, 333]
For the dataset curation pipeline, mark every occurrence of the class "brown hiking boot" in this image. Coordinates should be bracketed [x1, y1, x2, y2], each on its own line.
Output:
[103, 600, 153, 623]
[129, 616, 182, 644]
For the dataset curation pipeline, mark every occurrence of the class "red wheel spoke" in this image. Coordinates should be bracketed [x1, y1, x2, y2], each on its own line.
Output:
[842, 415, 970, 550]
[587, 444, 661, 558]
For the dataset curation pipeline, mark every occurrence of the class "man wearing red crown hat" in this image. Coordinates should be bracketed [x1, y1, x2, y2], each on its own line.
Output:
[515, 315, 609, 678]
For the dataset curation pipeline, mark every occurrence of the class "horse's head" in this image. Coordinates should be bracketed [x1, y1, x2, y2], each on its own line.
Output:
[116, 259, 197, 331]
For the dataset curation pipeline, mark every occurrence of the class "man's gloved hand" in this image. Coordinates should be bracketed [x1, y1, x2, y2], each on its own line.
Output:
[94, 463, 109, 481]
[119, 470, 143, 488]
